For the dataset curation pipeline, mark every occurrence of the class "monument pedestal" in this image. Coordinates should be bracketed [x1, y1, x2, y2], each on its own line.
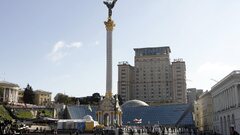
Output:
[96, 95, 122, 126]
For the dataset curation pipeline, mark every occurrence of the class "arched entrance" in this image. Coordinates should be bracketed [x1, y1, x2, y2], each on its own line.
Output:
[104, 113, 110, 126]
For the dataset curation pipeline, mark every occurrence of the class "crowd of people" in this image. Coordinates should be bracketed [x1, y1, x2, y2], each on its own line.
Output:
[0, 120, 21, 135]
[123, 125, 197, 135]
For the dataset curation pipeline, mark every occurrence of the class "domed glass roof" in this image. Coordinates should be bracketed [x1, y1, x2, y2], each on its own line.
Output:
[122, 100, 149, 108]
[83, 115, 93, 121]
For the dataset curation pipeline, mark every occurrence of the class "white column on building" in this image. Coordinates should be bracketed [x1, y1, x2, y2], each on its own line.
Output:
[230, 88, 233, 107]
[225, 91, 227, 109]
[213, 97, 216, 113]
[229, 87, 232, 107]
[228, 88, 231, 108]
[226, 89, 228, 109]
[227, 89, 229, 108]
[231, 87, 233, 107]
[227, 89, 230, 109]
[222, 92, 224, 110]
[11, 89, 13, 102]
[9, 89, 11, 102]
[231, 87, 234, 107]
[217, 95, 220, 112]
[7, 89, 9, 102]
[219, 92, 223, 110]
[234, 84, 240, 106]
[235, 84, 239, 106]
[220, 92, 225, 110]
[223, 91, 225, 110]
[3, 88, 6, 102]
[218, 95, 221, 111]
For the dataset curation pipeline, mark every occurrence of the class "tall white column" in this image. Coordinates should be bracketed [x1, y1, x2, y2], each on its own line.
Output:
[106, 30, 112, 94]
[104, 19, 115, 98]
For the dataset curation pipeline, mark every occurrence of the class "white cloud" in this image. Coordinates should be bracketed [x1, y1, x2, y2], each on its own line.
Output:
[187, 62, 239, 90]
[197, 62, 236, 74]
[48, 41, 82, 62]
[95, 41, 99, 45]
[67, 42, 82, 48]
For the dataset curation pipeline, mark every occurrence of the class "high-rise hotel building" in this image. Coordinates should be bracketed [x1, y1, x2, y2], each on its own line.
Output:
[118, 47, 186, 105]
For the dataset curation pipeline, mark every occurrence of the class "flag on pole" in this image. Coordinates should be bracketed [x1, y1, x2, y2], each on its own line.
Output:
[88, 104, 92, 112]
[133, 118, 142, 124]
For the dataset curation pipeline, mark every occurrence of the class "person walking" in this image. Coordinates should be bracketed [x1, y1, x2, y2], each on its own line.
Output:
[230, 125, 239, 135]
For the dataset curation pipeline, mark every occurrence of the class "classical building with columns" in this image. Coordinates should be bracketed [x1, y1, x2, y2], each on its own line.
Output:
[210, 70, 240, 135]
[0, 81, 20, 103]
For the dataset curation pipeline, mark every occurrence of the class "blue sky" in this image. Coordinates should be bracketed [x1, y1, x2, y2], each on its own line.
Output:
[0, 0, 240, 98]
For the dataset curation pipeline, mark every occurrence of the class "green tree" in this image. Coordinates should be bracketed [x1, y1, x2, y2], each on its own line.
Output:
[92, 93, 101, 102]
[54, 93, 69, 104]
[91, 93, 101, 105]
[23, 84, 35, 104]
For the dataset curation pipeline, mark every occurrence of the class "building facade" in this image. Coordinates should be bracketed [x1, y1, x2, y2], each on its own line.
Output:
[118, 47, 187, 105]
[172, 59, 187, 103]
[194, 101, 201, 131]
[211, 70, 240, 135]
[18, 90, 24, 103]
[34, 90, 52, 106]
[118, 61, 135, 102]
[194, 91, 213, 133]
[0, 81, 20, 103]
[134, 47, 172, 105]
[187, 88, 203, 104]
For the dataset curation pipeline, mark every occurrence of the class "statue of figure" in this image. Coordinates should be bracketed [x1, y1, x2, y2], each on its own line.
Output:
[103, 0, 117, 19]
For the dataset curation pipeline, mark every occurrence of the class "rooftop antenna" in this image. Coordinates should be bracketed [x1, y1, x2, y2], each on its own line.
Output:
[3, 72, 5, 81]
[210, 78, 218, 83]
[0, 72, 5, 81]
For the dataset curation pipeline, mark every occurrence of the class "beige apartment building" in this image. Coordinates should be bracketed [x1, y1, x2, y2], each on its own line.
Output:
[194, 91, 213, 133]
[118, 47, 187, 105]
[172, 59, 187, 103]
[194, 101, 201, 130]
[118, 61, 135, 102]
[34, 90, 52, 106]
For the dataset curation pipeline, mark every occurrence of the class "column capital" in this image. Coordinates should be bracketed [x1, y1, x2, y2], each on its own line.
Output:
[104, 19, 115, 31]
